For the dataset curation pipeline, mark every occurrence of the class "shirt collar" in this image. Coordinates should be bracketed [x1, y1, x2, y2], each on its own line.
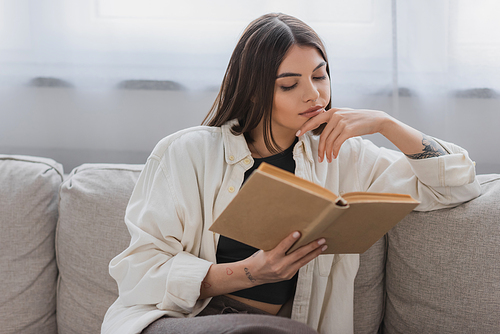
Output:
[296, 133, 315, 164]
[222, 119, 251, 165]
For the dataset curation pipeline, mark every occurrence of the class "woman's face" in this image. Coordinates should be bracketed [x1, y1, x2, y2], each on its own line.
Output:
[271, 44, 331, 141]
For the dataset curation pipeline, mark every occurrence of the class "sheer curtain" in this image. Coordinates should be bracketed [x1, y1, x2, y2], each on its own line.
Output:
[0, 0, 498, 172]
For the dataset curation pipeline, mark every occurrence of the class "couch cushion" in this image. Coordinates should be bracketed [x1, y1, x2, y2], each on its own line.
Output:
[353, 236, 386, 334]
[384, 174, 500, 334]
[56, 163, 142, 334]
[0, 155, 63, 334]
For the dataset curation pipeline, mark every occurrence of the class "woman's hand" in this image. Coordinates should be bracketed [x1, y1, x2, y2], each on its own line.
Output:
[199, 232, 326, 299]
[243, 231, 327, 285]
[297, 108, 391, 163]
[296, 107, 445, 162]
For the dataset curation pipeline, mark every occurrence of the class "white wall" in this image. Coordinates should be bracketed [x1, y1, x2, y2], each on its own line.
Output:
[1, 86, 498, 174]
[0, 86, 215, 171]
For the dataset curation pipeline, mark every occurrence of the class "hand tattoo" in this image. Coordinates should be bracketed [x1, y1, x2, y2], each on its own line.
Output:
[405, 134, 447, 159]
[244, 268, 257, 283]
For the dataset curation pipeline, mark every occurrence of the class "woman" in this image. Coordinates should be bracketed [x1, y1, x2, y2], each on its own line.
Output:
[101, 13, 480, 334]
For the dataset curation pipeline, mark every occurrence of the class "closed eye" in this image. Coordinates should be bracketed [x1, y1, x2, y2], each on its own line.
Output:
[280, 83, 298, 91]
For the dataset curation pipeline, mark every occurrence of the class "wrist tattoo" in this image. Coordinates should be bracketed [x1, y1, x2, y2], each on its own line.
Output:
[244, 267, 257, 283]
[226, 268, 233, 275]
[202, 281, 211, 289]
[405, 134, 447, 159]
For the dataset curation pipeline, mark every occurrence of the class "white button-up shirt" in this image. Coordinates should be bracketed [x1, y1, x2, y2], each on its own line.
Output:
[102, 119, 480, 334]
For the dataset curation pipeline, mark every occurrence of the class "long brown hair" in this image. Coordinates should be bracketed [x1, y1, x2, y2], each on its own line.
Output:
[202, 13, 331, 153]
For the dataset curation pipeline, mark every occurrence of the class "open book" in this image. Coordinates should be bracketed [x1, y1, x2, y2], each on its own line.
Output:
[209, 162, 419, 254]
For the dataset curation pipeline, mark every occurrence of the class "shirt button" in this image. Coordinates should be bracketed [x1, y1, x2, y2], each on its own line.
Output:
[229, 156, 235, 161]
[243, 158, 251, 164]
[228, 186, 235, 193]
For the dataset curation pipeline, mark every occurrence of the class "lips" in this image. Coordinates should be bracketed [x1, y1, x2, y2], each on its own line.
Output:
[299, 106, 325, 118]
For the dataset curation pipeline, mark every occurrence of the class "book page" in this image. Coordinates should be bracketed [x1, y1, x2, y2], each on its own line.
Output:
[342, 192, 419, 204]
[258, 163, 338, 202]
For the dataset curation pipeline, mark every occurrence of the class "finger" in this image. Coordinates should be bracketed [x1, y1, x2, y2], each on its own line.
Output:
[286, 237, 326, 263]
[272, 231, 301, 255]
[288, 239, 328, 273]
[296, 109, 332, 137]
[316, 111, 340, 161]
[297, 114, 326, 137]
[331, 132, 350, 159]
[322, 121, 344, 163]
[316, 115, 336, 162]
[320, 123, 342, 162]
[293, 243, 327, 269]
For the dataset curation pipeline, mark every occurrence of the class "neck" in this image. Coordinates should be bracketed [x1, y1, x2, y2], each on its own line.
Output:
[248, 127, 297, 158]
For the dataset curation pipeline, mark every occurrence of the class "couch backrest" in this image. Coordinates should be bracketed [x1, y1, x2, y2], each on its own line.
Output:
[3, 153, 498, 334]
[56, 163, 142, 334]
[353, 235, 386, 333]
[0, 155, 63, 334]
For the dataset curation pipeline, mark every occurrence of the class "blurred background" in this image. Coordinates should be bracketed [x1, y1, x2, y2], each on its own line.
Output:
[1, 0, 499, 173]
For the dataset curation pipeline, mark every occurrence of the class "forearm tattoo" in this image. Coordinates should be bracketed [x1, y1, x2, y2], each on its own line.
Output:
[244, 267, 257, 283]
[405, 134, 447, 159]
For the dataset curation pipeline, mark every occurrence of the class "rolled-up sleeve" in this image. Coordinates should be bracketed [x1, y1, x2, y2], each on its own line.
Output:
[160, 252, 213, 311]
[352, 137, 481, 211]
[406, 138, 477, 187]
[109, 155, 212, 316]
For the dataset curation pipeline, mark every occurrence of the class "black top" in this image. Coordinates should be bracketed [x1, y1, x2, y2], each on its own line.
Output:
[216, 138, 299, 305]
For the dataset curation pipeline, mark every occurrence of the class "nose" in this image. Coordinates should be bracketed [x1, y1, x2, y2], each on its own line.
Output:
[303, 79, 320, 103]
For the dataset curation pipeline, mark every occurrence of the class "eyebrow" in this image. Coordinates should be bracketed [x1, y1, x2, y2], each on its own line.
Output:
[276, 61, 327, 78]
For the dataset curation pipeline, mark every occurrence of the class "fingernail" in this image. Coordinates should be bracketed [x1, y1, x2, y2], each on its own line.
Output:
[321, 245, 328, 252]
[296, 130, 301, 136]
[293, 231, 300, 238]
[317, 238, 326, 245]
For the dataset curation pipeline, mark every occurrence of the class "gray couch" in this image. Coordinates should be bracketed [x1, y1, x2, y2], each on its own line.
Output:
[1, 154, 499, 334]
